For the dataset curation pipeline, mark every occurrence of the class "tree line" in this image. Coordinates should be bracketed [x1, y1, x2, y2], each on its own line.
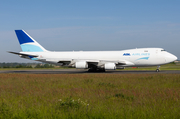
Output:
[0, 63, 54, 68]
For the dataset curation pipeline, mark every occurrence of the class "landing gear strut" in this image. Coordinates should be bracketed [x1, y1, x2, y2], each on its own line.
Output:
[156, 66, 160, 72]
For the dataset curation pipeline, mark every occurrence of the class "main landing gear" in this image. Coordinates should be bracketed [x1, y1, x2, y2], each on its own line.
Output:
[156, 66, 160, 72]
[88, 68, 106, 72]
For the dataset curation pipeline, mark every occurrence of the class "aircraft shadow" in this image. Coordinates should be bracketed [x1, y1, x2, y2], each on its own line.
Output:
[0, 70, 168, 74]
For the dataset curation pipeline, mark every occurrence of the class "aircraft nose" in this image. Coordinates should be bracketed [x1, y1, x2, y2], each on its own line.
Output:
[174, 55, 178, 61]
[165, 53, 177, 63]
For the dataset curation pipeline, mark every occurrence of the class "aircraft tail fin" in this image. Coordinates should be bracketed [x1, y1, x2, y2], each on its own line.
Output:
[15, 30, 47, 52]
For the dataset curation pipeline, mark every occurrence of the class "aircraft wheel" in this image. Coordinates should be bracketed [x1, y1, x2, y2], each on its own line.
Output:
[88, 68, 97, 72]
[98, 69, 106, 72]
[156, 69, 160, 72]
[156, 66, 160, 72]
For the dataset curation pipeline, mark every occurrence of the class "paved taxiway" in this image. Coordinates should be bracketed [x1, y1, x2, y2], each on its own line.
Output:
[0, 69, 180, 74]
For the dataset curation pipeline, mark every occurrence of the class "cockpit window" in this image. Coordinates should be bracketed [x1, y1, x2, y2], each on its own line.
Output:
[161, 49, 166, 51]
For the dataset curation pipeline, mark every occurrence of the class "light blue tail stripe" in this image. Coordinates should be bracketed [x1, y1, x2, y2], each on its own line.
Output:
[21, 44, 43, 52]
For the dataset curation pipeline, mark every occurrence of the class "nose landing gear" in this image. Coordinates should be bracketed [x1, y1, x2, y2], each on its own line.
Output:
[156, 66, 160, 72]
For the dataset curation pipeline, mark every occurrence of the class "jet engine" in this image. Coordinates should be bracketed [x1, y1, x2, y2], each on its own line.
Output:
[75, 61, 88, 69]
[104, 63, 116, 70]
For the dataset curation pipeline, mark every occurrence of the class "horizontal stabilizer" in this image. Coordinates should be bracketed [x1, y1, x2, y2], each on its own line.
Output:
[8, 51, 38, 57]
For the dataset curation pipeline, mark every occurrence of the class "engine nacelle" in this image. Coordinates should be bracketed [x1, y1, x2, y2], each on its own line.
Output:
[75, 61, 88, 69]
[104, 63, 116, 70]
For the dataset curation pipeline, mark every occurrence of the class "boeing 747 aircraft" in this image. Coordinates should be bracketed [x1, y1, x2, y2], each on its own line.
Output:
[9, 30, 177, 72]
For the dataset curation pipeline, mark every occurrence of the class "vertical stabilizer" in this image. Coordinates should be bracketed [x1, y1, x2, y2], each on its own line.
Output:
[15, 30, 47, 52]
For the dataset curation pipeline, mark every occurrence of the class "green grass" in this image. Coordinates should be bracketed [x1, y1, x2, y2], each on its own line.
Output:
[0, 73, 180, 118]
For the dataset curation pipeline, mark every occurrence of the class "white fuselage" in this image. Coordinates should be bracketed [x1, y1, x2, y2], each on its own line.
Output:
[20, 48, 177, 68]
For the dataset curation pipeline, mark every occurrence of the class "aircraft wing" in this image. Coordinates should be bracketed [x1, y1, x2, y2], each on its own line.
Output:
[8, 51, 134, 68]
[117, 60, 134, 66]
[64, 59, 134, 67]
[86, 60, 134, 65]
[55, 59, 134, 67]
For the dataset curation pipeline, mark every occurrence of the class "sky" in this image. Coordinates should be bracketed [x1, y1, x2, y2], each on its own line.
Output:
[0, 0, 180, 62]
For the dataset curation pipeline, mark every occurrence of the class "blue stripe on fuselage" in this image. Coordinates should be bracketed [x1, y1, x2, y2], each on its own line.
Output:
[28, 56, 38, 60]
[135, 57, 149, 61]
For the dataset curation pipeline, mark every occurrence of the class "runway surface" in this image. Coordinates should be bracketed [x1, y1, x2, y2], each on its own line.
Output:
[0, 69, 180, 74]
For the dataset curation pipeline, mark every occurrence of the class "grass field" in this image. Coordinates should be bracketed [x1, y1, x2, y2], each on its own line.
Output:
[0, 73, 180, 119]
